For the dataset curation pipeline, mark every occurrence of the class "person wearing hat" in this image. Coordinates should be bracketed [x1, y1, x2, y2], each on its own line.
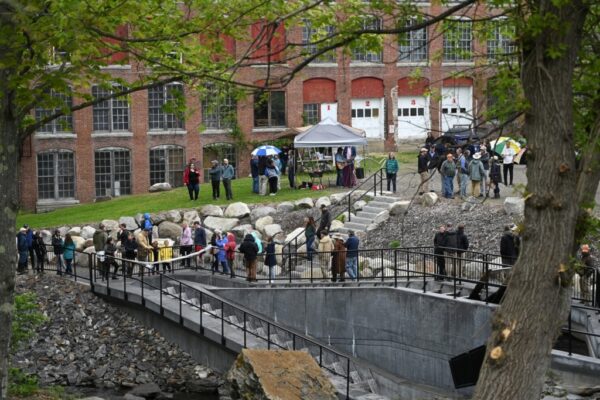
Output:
[468, 152, 485, 198]
[16, 227, 29, 274]
[316, 204, 332, 238]
[489, 156, 502, 198]
[417, 147, 430, 195]
[331, 234, 347, 282]
[578, 244, 594, 305]
[344, 230, 360, 281]
[208, 160, 222, 200]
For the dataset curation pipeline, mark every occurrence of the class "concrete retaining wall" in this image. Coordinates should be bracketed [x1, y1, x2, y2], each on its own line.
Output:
[212, 286, 494, 391]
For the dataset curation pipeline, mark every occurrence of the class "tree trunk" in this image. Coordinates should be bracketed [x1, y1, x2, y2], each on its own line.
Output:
[474, 1, 588, 399]
[0, 104, 20, 400]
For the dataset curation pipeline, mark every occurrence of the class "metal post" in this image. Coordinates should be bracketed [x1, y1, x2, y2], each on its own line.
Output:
[160, 274, 163, 315]
[243, 312, 247, 348]
[346, 358, 351, 400]
[379, 169, 383, 195]
[394, 250, 398, 288]
[568, 311, 572, 356]
[347, 193, 352, 222]
[310, 255, 313, 283]
[179, 282, 183, 324]
[200, 292, 204, 335]
[292, 335, 296, 350]
[423, 253, 426, 293]
[88, 253, 94, 292]
[319, 346, 323, 366]
[141, 263, 145, 306]
[288, 252, 292, 284]
[267, 323, 271, 350]
[485, 260, 489, 304]
[453, 256, 457, 298]
[221, 300, 225, 345]
[381, 249, 384, 282]
[74, 259, 77, 282]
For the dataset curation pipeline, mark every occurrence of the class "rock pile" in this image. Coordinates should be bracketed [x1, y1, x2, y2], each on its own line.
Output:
[12, 274, 218, 394]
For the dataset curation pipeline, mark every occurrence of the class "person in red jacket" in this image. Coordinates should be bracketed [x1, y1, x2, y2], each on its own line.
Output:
[183, 159, 200, 200]
[224, 232, 237, 278]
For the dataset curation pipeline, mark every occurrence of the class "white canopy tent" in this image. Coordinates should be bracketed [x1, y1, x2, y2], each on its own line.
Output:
[293, 118, 367, 148]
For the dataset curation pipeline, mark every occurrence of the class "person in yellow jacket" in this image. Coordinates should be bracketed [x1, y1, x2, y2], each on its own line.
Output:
[136, 230, 153, 271]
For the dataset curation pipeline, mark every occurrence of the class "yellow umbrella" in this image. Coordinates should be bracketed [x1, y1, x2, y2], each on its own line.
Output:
[491, 137, 521, 155]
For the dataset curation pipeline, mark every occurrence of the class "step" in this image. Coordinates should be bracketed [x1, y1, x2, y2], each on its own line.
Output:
[355, 211, 378, 219]
[347, 216, 373, 225]
[373, 195, 397, 203]
[363, 206, 388, 215]
[366, 201, 392, 210]
[343, 222, 368, 232]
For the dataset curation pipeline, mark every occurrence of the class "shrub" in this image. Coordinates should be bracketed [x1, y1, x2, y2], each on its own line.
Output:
[389, 240, 401, 249]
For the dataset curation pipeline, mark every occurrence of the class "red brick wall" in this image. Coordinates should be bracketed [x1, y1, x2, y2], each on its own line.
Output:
[303, 78, 336, 103]
[351, 77, 384, 98]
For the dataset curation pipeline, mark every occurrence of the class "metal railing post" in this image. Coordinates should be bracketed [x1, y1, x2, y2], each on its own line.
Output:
[179, 282, 183, 324]
[88, 253, 94, 291]
[141, 263, 145, 306]
[394, 250, 398, 288]
[423, 253, 427, 293]
[568, 311, 572, 356]
[379, 169, 383, 195]
[159, 274, 163, 315]
[74, 259, 77, 282]
[485, 260, 489, 304]
[200, 291, 204, 335]
[243, 312, 247, 348]
[267, 323, 271, 350]
[319, 346, 323, 366]
[347, 192, 352, 222]
[346, 358, 351, 400]
[221, 300, 225, 345]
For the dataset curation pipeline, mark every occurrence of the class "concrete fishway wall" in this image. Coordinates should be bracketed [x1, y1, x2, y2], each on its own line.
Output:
[211, 286, 494, 392]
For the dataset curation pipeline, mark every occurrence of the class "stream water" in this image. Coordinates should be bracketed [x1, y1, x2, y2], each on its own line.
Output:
[64, 386, 219, 400]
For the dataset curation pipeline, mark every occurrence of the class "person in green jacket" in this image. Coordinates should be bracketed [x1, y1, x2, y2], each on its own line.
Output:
[385, 152, 399, 193]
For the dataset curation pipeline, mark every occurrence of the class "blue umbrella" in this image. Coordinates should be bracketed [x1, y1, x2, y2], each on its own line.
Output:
[251, 145, 282, 157]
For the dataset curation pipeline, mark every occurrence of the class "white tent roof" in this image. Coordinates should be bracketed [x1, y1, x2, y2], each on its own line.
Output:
[293, 118, 367, 148]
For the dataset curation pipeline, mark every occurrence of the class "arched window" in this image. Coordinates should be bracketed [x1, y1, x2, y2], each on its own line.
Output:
[149, 145, 185, 187]
[37, 150, 76, 200]
[94, 147, 131, 197]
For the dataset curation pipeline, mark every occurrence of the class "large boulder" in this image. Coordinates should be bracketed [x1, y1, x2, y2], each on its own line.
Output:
[224, 202, 251, 218]
[276, 202, 295, 213]
[374, 210, 391, 224]
[101, 219, 120, 233]
[72, 236, 86, 251]
[232, 224, 253, 239]
[203, 216, 239, 232]
[285, 227, 306, 246]
[264, 224, 283, 238]
[254, 216, 274, 234]
[165, 210, 182, 224]
[129, 383, 161, 398]
[158, 221, 182, 241]
[353, 200, 367, 212]
[504, 197, 525, 217]
[119, 216, 138, 231]
[183, 210, 200, 225]
[57, 226, 71, 237]
[329, 192, 347, 205]
[295, 198, 314, 209]
[389, 201, 410, 216]
[422, 192, 438, 206]
[81, 226, 97, 240]
[314, 196, 331, 209]
[151, 213, 166, 225]
[76, 246, 96, 268]
[134, 213, 145, 228]
[68, 226, 82, 237]
[40, 230, 52, 245]
[329, 220, 344, 232]
[226, 349, 337, 400]
[200, 204, 223, 217]
[148, 182, 172, 192]
[250, 206, 276, 222]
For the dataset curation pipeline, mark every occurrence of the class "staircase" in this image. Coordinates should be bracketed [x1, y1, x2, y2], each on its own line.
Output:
[159, 283, 387, 399]
[340, 194, 397, 234]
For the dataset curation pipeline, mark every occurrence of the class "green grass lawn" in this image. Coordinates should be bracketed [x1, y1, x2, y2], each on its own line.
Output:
[17, 177, 340, 229]
[17, 151, 418, 229]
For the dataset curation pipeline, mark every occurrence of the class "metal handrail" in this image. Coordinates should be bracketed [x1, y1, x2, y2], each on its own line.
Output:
[87, 254, 356, 399]
[283, 167, 386, 254]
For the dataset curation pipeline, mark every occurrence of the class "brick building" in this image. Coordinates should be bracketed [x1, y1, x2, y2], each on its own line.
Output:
[19, 5, 513, 211]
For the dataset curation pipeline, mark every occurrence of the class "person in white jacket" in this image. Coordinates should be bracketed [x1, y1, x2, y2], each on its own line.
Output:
[501, 146, 515, 186]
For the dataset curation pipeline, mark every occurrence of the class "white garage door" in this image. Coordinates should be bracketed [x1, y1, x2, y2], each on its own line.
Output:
[440, 86, 473, 132]
[351, 98, 384, 139]
[397, 96, 429, 139]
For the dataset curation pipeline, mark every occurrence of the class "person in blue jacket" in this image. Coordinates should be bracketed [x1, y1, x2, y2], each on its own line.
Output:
[63, 233, 76, 276]
[344, 230, 360, 281]
[16, 228, 29, 274]
[143, 213, 153, 243]
[216, 231, 231, 274]
[265, 236, 277, 283]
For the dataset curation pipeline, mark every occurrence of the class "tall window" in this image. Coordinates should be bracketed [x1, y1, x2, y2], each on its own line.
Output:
[352, 17, 383, 63]
[398, 19, 428, 62]
[34, 90, 73, 134]
[148, 83, 185, 130]
[149, 145, 185, 187]
[254, 91, 286, 127]
[201, 85, 236, 130]
[92, 85, 130, 132]
[443, 19, 473, 62]
[94, 148, 131, 197]
[303, 104, 320, 125]
[302, 21, 336, 63]
[487, 19, 516, 60]
[37, 150, 75, 200]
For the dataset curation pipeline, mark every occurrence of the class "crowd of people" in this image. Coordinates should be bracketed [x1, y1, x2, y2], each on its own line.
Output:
[417, 139, 513, 199]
